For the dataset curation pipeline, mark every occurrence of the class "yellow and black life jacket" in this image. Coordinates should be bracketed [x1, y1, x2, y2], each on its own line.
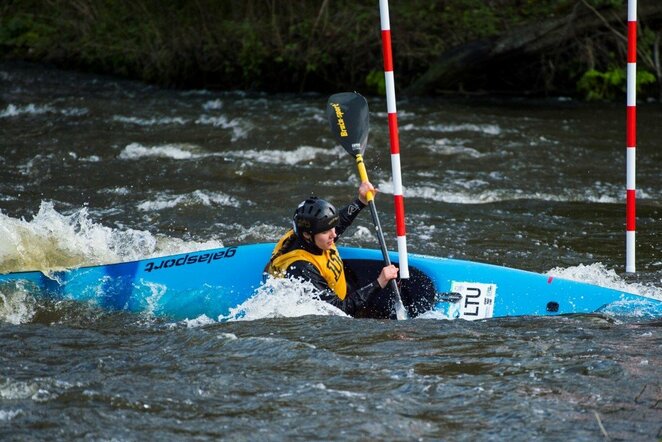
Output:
[266, 230, 348, 299]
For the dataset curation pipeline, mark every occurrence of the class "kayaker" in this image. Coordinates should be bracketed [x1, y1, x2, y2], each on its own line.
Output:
[265, 181, 398, 316]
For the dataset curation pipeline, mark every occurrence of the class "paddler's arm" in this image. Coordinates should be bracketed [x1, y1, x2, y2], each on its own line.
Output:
[285, 261, 381, 316]
[334, 199, 366, 237]
[334, 181, 375, 237]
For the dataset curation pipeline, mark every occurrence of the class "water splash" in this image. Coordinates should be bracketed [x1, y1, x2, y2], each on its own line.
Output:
[0, 201, 154, 272]
[0, 202, 223, 273]
[546, 262, 662, 302]
[0, 281, 37, 324]
[220, 276, 345, 322]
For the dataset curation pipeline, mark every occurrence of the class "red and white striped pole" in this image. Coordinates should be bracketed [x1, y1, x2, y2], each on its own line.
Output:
[626, 0, 637, 273]
[378, 0, 409, 279]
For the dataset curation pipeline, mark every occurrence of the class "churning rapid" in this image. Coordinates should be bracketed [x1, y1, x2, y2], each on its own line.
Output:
[1, 62, 661, 440]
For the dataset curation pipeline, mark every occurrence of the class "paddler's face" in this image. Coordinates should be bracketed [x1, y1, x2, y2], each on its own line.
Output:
[313, 228, 337, 250]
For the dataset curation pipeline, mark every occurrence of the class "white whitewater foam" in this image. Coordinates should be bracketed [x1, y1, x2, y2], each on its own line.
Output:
[79, 155, 101, 162]
[195, 115, 249, 140]
[140, 280, 168, 318]
[424, 138, 486, 158]
[118, 143, 202, 160]
[378, 179, 622, 205]
[0, 282, 36, 324]
[178, 315, 219, 328]
[0, 410, 22, 422]
[546, 262, 662, 301]
[220, 276, 346, 321]
[225, 145, 336, 166]
[4, 103, 50, 117]
[100, 186, 131, 195]
[119, 142, 343, 166]
[137, 190, 241, 211]
[112, 115, 187, 126]
[401, 122, 502, 136]
[223, 223, 287, 243]
[18, 154, 56, 177]
[0, 379, 38, 400]
[0, 201, 156, 272]
[202, 99, 223, 111]
[0, 103, 87, 118]
[342, 225, 375, 242]
[0, 202, 222, 273]
[150, 237, 225, 258]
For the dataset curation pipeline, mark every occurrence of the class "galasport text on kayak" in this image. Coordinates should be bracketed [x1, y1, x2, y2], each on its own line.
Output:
[144, 247, 237, 273]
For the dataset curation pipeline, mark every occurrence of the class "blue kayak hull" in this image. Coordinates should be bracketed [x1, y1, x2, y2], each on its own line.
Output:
[1, 243, 659, 320]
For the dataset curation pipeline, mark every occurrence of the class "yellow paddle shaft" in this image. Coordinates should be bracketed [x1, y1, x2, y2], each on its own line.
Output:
[354, 153, 374, 202]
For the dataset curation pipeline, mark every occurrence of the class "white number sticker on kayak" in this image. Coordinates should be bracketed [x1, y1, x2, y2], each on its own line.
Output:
[450, 282, 496, 320]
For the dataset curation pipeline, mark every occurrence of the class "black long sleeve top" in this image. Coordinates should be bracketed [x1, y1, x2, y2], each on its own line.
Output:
[283, 198, 382, 316]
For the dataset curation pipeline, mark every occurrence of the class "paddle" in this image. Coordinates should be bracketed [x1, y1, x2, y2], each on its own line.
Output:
[326, 92, 408, 320]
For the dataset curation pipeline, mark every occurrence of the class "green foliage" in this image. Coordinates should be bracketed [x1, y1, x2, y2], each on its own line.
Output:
[365, 70, 386, 96]
[577, 68, 624, 101]
[0, 0, 658, 100]
[577, 67, 656, 101]
[0, 13, 55, 55]
[583, 0, 624, 7]
[237, 25, 267, 87]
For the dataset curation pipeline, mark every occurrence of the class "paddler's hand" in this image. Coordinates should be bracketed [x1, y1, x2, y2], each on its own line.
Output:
[377, 264, 398, 289]
[358, 181, 377, 205]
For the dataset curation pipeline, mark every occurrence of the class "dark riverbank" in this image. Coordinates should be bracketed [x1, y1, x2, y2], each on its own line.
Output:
[1, 1, 661, 99]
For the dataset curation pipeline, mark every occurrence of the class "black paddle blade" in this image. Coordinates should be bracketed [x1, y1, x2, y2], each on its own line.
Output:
[326, 92, 369, 156]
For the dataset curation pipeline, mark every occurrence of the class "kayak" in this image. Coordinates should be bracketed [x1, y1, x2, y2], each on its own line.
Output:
[2, 93, 658, 321]
[1, 242, 659, 320]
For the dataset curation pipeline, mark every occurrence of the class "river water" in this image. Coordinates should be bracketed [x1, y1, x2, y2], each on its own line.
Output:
[1, 62, 661, 440]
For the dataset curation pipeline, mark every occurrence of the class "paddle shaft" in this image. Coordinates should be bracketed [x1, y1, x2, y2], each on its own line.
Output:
[354, 153, 407, 320]
[326, 92, 407, 320]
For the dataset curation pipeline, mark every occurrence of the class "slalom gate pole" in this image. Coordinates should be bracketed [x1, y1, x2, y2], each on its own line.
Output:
[378, 0, 409, 279]
[626, 0, 637, 273]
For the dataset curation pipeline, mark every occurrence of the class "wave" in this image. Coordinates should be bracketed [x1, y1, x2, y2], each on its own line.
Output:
[0, 103, 87, 118]
[118, 143, 204, 160]
[377, 180, 623, 204]
[224, 145, 339, 166]
[194, 115, 249, 141]
[202, 99, 223, 111]
[423, 139, 487, 158]
[546, 262, 662, 302]
[117, 142, 338, 166]
[409, 186, 620, 204]
[111, 109, 249, 141]
[112, 115, 187, 126]
[0, 202, 222, 274]
[137, 190, 242, 211]
[401, 122, 502, 136]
